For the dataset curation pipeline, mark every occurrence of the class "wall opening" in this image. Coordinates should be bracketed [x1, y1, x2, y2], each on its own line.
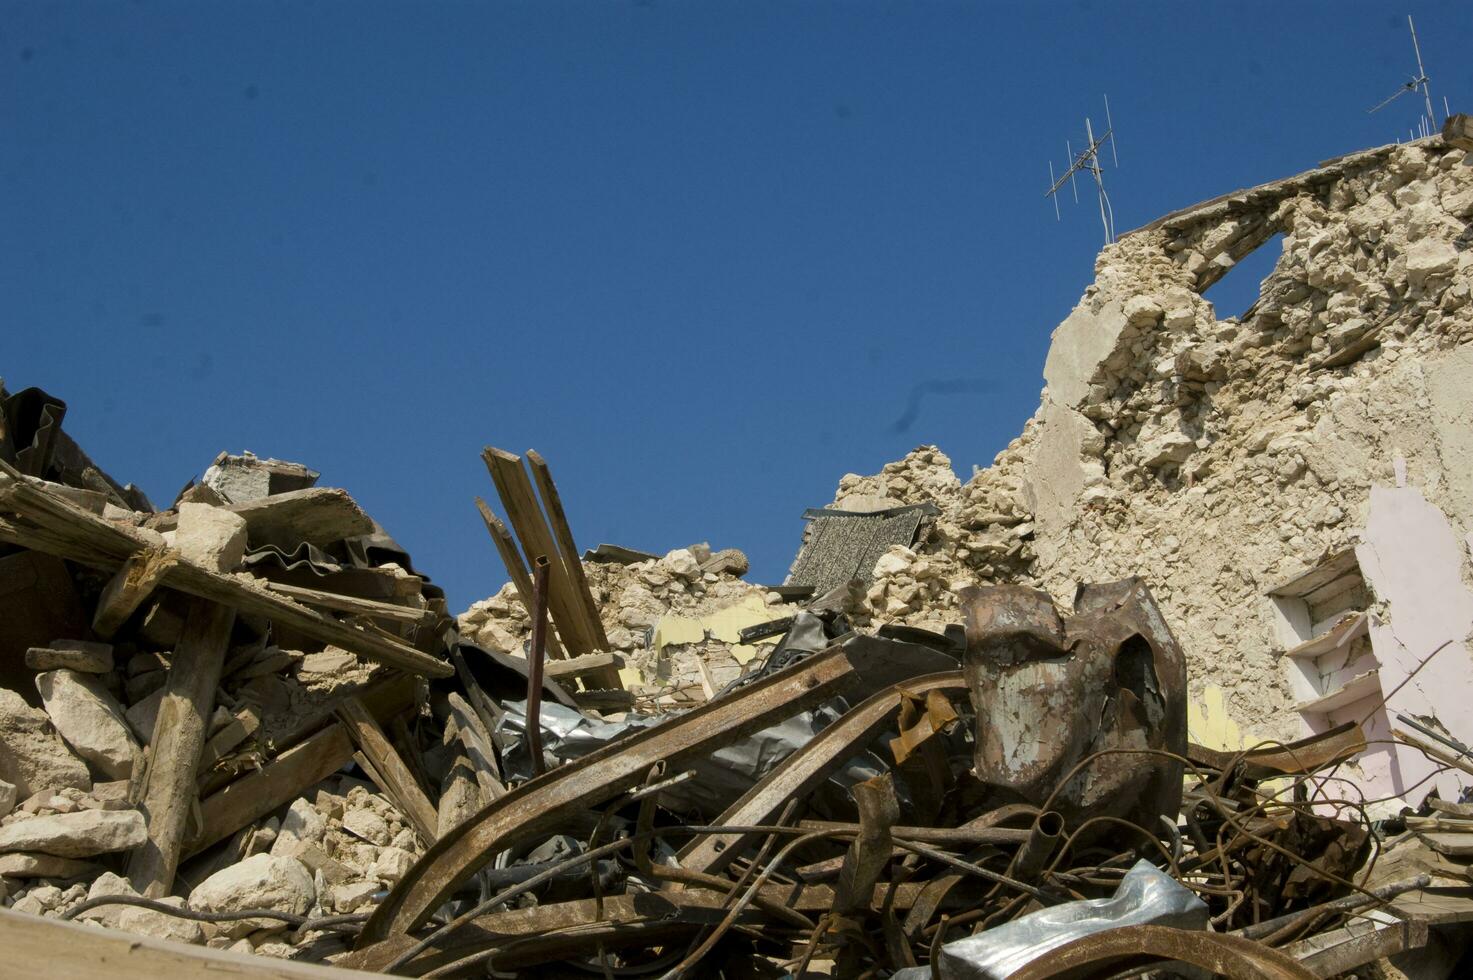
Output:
[1202, 232, 1286, 319]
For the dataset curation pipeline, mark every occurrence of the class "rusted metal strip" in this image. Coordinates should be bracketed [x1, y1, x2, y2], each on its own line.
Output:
[677, 671, 966, 877]
[1188, 721, 1366, 778]
[1006, 925, 1316, 980]
[796, 821, 1030, 847]
[357, 646, 856, 944]
[889, 688, 958, 765]
[833, 773, 899, 914]
[349, 880, 934, 976]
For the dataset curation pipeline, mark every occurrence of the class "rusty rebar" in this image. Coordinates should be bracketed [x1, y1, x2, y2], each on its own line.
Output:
[527, 555, 551, 778]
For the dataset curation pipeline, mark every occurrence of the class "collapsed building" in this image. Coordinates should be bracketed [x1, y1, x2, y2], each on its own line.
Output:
[2, 121, 1473, 978]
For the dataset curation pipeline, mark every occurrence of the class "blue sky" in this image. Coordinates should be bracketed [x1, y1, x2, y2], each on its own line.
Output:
[3, 1, 1468, 608]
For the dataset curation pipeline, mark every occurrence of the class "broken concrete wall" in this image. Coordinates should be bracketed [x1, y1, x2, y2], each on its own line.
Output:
[838, 138, 1473, 766]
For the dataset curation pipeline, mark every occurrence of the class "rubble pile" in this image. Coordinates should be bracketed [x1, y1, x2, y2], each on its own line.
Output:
[1, 121, 1472, 979]
[0, 408, 459, 960]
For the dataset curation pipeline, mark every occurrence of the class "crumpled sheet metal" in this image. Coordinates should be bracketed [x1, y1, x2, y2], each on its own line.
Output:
[893, 860, 1208, 980]
[962, 578, 1187, 832]
[497, 698, 886, 818]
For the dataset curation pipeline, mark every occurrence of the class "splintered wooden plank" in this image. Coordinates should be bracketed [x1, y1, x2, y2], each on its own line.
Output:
[188, 680, 416, 856]
[189, 725, 353, 856]
[0, 906, 380, 979]
[335, 697, 439, 844]
[525, 450, 610, 651]
[482, 448, 596, 656]
[446, 692, 506, 803]
[543, 650, 624, 681]
[1416, 832, 1473, 858]
[525, 451, 620, 689]
[473, 498, 566, 661]
[93, 547, 177, 638]
[0, 461, 451, 679]
[127, 598, 236, 897]
[263, 581, 429, 624]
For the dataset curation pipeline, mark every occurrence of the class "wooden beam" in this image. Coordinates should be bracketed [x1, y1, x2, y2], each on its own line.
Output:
[262, 581, 428, 625]
[197, 706, 260, 773]
[189, 724, 353, 856]
[128, 598, 235, 896]
[335, 697, 439, 844]
[446, 692, 506, 802]
[188, 679, 414, 855]
[482, 448, 597, 656]
[542, 650, 624, 682]
[437, 751, 482, 837]
[571, 688, 636, 713]
[473, 498, 567, 661]
[0, 462, 451, 678]
[525, 450, 610, 651]
[92, 547, 177, 638]
[525, 450, 621, 689]
[0, 906, 381, 979]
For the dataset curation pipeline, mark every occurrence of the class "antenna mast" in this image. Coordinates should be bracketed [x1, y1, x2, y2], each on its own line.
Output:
[1045, 96, 1119, 245]
[1367, 15, 1439, 137]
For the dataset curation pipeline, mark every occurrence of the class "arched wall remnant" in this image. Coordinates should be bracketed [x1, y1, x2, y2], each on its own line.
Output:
[838, 135, 1473, 779]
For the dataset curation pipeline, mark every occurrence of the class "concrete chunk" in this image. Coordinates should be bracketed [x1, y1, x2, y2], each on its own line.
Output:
[201, 452, 318, 505]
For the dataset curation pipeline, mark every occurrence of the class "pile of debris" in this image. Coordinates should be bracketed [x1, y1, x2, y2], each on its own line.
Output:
[0, 383, 1467, 979]
[4, 120, 1473, 978]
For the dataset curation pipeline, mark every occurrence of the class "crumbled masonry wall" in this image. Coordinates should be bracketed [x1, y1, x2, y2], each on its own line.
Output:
[845, 139, 1473, 749]
[459, 139, 1473, 753]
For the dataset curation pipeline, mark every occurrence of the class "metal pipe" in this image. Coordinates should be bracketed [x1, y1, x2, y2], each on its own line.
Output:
[1010, 810, 1065, 883]
[527, 555, 551, 777]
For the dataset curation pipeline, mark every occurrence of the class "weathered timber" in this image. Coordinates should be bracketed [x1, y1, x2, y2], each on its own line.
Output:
[482, 448, 598, 657]
[128, 598, 235, 896]
[0, 906, 380, 979]
[92, 547, 177, 638]
[437, 741, 483, 838]
[446, 691, 506, 802]
[0, 460, 451, 678]
[335, 696, 439, 843]
[543, 650, 624, 681]
[263, 581, 429, 625]
[188, 680, 415, 855]
[197, 706, 261, 774]
[473, 497, 568, 661]
[525, 450, 615, 657]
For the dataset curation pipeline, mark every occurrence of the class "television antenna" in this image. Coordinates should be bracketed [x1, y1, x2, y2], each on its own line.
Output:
[1046, 96, 1119, 245]
[1368, 15, 1438, 139]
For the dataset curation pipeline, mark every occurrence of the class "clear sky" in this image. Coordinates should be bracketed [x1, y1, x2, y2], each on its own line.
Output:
[3, 1, 1468, 609]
